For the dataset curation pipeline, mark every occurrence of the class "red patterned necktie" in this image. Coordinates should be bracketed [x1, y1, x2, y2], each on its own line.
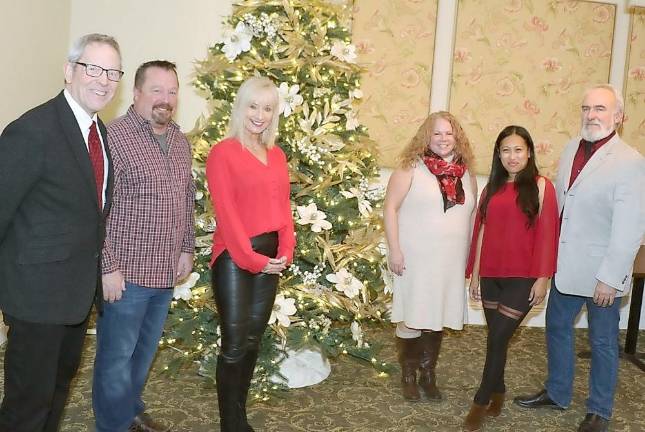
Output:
[88, 121, 104, 209]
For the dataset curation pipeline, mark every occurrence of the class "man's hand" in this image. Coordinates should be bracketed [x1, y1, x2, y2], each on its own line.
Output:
[102, 270, 125, 303]
[176, 252, 194, 282]
[593, 281, 617, 307]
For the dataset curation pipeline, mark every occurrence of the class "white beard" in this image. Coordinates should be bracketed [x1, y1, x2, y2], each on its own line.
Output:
[580, 122, 614, 142]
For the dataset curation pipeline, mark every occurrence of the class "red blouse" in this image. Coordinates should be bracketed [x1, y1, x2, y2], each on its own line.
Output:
[205, 138, 296, 273]
[466, 177, 559, 278]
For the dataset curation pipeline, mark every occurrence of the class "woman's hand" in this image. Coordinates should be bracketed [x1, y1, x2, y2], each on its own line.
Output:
[469, 277, 481, 301]
[262, 256, 287, 274]
[388, 249, 405, 276]
[529, 278, 548, 306]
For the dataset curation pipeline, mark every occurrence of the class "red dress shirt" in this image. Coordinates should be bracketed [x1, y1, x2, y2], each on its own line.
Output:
[568, 131, 615, 187]
[466, 177, 559, 278]
[206, 138, 296, 273]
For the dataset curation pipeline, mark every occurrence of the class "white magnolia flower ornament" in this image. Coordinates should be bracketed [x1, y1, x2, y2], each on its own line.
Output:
[268, 294, 297, 327]
[349, 89, 363, 99]
[351, 321, 364, 346]
[330, 40, 357, 63]
[173, 272, 200, 301]
[278, 82, 304, 117]
[296, 203, 332, 232]
[326, 268, 364, 299]
[381, 266, 393, 295]
[221, 22, 253, 61]
[345, 110, 359, 131]
[340, 187, 372, 216]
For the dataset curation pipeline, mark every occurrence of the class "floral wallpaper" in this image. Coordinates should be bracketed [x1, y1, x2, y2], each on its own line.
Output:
[623, 11, 645, 156]
[352, 0, 438, 167]
[450, 0, 616, 178]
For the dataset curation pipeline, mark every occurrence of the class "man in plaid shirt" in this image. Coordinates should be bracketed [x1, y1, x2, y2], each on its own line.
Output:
[92, 60, 195, 432]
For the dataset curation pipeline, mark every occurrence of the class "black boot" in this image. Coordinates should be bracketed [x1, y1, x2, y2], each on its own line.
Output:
[216, 356, 243, 432]
[238, 349, 258, 432]
[396, 337, 421, 401]
[419, 331, 443, 400]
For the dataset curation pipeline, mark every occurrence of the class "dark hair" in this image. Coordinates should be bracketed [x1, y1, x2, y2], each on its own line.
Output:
[134, 60, 177, 89]
[479, 125, 540, 227]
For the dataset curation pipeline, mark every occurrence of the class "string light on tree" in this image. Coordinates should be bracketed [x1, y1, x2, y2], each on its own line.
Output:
[162, 0, 393, 398]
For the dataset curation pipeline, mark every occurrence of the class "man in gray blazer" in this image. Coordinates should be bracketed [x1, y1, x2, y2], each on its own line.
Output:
[515, 84, 645, 432]
[0, 34, 122, 431]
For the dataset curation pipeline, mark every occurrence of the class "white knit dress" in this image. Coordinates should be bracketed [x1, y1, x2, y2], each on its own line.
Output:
[390, 162, 475, 330]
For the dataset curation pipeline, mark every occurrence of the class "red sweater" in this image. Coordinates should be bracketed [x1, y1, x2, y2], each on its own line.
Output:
[466, 177, 559, 278]
[205, 138, 296, 273]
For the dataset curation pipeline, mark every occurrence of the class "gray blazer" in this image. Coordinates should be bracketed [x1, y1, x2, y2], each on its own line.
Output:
[554, 134, 645, 297]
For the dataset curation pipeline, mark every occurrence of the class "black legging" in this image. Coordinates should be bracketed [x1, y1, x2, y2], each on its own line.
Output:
[212, 231, 279, 432]
[474, 277, 534, 405]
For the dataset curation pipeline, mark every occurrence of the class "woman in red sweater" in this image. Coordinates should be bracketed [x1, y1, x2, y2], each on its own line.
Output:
[205, 76, 295, 432]
[463, 125, 558, 431]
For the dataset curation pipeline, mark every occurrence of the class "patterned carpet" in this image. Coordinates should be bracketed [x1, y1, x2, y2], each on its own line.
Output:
[1, 326, 643, 431]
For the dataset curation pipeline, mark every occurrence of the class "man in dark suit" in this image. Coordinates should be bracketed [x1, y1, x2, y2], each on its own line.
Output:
[0, 33, 123, 432]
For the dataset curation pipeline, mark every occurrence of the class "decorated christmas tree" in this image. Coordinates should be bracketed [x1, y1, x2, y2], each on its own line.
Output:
[163, 0, 391, 400]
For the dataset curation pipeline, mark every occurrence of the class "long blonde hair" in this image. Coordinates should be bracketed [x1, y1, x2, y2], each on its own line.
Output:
[398, 111, 473, 169]
[227, 76, 280, 148]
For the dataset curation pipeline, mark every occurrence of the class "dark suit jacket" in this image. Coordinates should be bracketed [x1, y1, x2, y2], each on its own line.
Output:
[0, 91, 113, 325]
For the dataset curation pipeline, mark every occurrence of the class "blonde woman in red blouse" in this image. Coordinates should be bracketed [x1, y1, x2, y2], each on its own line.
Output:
[463, 125, 559, 431]
[205, 76, 295, 432]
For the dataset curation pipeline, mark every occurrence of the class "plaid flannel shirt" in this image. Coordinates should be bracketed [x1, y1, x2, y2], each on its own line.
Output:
[102, 106, 195, 288]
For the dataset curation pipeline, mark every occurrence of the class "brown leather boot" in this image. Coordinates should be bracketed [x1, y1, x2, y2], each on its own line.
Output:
[396, 336, 421, 401]
[463, 403, 488, 432]
[418, 331, 443, 400]
[486, 392, 504, 417]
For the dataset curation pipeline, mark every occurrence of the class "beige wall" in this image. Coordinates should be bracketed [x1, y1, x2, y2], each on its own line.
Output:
[5, 1, 639, 160]
[0, 0, 231, 132]
[0, 0, 71, 130]
[68, 0, 231, 132]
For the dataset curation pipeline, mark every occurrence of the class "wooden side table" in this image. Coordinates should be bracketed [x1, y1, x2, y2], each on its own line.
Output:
[624, 245, 645, 371]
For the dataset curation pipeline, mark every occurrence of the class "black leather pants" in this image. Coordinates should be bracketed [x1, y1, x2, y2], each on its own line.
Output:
[213, 232, 278, 432]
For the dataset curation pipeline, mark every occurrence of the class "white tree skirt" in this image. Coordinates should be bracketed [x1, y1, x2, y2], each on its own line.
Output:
[271, 347, 331, 388]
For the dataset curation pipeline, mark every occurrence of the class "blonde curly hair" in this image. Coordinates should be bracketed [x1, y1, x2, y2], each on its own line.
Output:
[398, 111, 474, 170]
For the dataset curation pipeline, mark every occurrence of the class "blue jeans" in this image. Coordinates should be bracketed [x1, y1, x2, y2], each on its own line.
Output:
[92, 282, 173, 432]
[545, 281, 621, 419]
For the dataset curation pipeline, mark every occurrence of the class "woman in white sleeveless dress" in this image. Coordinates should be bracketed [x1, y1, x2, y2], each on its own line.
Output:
[384, 111, 477, 401]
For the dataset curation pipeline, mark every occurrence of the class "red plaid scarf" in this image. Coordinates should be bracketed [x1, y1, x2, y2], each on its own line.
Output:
[422, 151, 466, 212]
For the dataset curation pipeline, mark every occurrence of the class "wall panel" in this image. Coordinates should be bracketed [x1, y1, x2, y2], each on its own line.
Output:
[451, 0, 616, 177]
[623, 11, 645, 155]
[353, 0, 438, 167]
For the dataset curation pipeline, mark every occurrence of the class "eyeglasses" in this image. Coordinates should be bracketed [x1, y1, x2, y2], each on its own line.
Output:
[74, 62, 124, 82]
